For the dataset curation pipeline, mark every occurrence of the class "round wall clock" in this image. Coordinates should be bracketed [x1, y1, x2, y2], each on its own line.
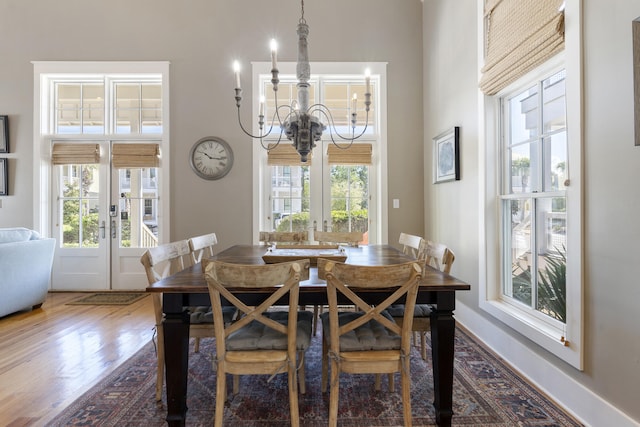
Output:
[189, 136, 234, 180]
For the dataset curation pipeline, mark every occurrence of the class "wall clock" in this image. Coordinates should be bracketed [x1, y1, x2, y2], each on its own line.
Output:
[189, 136, 234, 180]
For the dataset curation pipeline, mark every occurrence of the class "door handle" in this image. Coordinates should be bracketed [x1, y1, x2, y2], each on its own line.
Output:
[111, 220, 117, 239]
[100, 221, 106, 239]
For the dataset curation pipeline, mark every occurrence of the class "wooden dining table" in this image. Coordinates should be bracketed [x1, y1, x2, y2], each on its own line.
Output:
[146, 244, 471, 427]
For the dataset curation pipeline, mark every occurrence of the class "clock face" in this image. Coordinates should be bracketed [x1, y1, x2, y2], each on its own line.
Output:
[189, 137, 234, 180]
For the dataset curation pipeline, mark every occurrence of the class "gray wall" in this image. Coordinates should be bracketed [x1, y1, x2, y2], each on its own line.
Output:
[0, 0, 425, 250]
[423, 0, 640, 424]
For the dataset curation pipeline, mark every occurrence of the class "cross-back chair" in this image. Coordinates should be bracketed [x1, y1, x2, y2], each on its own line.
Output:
[204, 259, 313, 427]
[318, 258, 422, 427]
[258, 231, 309, 245]
[389, 240, 455, 360]
[313, 230, 363, 247]
[140, 239, 235, 401]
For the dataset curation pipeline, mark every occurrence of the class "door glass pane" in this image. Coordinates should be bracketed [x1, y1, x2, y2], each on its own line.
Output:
[329, 165, 369, 237]
[59, 164, 100, 247]
[118, 168, 159, 248]
[271, 165, 310, 232]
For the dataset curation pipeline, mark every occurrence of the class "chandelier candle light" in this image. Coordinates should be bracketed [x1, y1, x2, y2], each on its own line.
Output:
[233, 0, 372, 163]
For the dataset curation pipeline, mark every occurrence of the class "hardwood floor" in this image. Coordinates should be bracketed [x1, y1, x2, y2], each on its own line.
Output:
[0, 292, 155, 427]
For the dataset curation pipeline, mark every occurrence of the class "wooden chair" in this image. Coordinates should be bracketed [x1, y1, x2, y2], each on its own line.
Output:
[204, 259, 313, 427]
[259, 231, 309, 245]
[187, 232, 220, 353]
[318, 258, 422, 427]
[188, 232, 218, 264]
[140, 240, 235, 401]
[398, 232, 426, 259]
[313, 230, 363, 247]
[311, 230, 364, 335]
[389, 240, 455, 360]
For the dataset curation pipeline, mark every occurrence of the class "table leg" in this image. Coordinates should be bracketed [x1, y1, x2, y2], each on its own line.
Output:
[430, 292, 456, 427]
[163, 301, 190, 427]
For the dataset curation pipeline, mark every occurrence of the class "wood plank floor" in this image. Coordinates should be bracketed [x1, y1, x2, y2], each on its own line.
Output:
[0, 292, 155, 427]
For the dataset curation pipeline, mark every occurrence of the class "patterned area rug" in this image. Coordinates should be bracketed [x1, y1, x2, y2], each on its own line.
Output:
[66, 293, 148, 306]
[48, 326, 582, 426]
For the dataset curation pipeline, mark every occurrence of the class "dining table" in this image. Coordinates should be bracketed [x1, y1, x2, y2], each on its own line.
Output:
[146, 244, 471, 427]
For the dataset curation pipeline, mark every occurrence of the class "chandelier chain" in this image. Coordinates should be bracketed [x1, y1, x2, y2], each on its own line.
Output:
[299, 0, 306, 24]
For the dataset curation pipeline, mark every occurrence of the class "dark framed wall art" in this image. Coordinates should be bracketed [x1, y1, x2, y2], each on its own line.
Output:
[433, 126, 460, 183]
[0, 158, 7, 195]
[634, 17, 639, 146]
[0, 116, 8, 153]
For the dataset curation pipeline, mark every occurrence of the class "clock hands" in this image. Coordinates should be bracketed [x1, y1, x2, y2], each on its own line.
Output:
[197, 150, 227, 161]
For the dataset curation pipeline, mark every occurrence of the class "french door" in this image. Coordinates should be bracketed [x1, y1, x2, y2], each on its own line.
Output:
[264, 141, 374, 244]
[51, 141, 161, 290]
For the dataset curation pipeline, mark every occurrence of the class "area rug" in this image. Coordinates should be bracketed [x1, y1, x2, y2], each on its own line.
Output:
[66, 292, 148, 306]
[48, 326, 582, 426]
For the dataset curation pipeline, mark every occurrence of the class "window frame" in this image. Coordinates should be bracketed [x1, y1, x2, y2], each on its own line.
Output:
[250, 62, 388, 244]
[479, 48, 584, 369]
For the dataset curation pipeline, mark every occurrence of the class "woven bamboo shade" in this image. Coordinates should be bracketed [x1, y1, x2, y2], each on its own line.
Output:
[327, 143, 372, 165]
[51, 143, 100, 165]
[267, 143, 312, 166]
[112, 143, 160, 168]
[479, 0, 565, 95]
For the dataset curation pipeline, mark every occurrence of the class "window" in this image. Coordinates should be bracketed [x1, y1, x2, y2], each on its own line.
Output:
[501, 70, 567, 325]
[252, 62, 386, 243]
[481, 53, 583, 369]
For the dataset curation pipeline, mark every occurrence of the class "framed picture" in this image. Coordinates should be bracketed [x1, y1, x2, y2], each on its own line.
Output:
[433, 126, 460, 183]
[0, 116, 8, 153]
[634, 17, 639, 146]
[0, 158, 7, 195]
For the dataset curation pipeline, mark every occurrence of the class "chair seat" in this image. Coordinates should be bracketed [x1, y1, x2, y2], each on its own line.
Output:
[386, 303, 431, 318]
[320, 311, 400, 352]
[188, 306, 236, 324]
[226, 310, 313, 351]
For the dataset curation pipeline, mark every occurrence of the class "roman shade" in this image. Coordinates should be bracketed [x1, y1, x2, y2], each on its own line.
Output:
[479, 0, 565, 95]
[51, 143, 100, 165]
[327, 143, 372, 165]
[111, 143, 160, 168]
[267, 143, 313, 166]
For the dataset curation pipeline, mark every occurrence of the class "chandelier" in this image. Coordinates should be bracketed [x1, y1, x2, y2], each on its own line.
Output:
[232, 0, 372, 163]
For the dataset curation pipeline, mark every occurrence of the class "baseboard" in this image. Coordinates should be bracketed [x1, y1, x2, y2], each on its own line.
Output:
[454, 301, 640, 427]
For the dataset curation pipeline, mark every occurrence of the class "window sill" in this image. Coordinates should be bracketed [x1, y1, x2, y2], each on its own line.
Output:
[479, 298, 582, 369]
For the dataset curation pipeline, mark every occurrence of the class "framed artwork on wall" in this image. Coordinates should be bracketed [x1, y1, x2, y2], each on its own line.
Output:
[0, 158, 7, 195]
[433, 126, 460, 183]
[0, 116, 8, 153]
[634, 17, 639, 146]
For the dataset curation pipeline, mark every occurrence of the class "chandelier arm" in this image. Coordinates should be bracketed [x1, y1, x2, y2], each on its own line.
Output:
[308, 105, 370, 142]
[310, 109, 354, 149]
[236, 107, 274, 139]
[258, 129, 286, 151]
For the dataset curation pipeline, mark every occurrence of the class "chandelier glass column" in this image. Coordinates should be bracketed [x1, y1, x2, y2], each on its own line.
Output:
[233, 0, 372, 163]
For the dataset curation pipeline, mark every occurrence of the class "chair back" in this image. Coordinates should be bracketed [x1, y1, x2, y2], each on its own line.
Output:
[259, 231, 308, 245]
[188, 232, 218, 264]
[318, 258, 422, 353]
[140, 239, 192, 285]
[398, 232, 426, 259]
[204, 259, 310, 359]
[314, 230, 363, 247]
[424, 241, 455, 274]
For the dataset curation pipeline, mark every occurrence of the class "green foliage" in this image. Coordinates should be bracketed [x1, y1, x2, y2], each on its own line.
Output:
[512, 246, 566, 323]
